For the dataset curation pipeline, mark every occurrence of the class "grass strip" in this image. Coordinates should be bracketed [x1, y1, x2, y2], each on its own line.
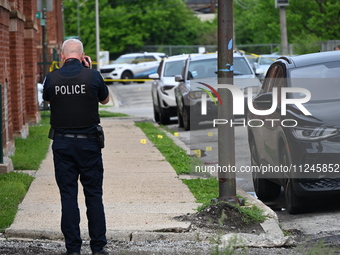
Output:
[0, 172, 34, 232]
[99, 111, 128, 118]
[10, 117, 51, 170]
[181, 177, 219, 205]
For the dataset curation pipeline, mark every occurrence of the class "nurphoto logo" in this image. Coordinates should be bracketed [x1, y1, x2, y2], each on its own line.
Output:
[198, 83, 312, 128]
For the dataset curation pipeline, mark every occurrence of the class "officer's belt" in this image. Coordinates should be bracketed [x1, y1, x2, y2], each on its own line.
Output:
[55, 133, 97, 139]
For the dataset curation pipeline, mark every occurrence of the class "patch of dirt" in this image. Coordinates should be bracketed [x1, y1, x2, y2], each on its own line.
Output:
[175, 202, 265, 235]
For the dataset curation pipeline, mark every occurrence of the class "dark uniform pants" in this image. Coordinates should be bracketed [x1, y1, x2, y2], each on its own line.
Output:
[52, 135, 107, 253]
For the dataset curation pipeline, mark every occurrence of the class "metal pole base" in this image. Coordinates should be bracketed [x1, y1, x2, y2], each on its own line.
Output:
[211, 196, 245, 206]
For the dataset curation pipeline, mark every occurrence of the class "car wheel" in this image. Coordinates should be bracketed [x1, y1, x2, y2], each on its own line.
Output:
[157, 97, 170, 125]
[250, 139, 281, 201]
[159, 112, 170, 125]
[153, 104, 160, 123]
[182, 106, 190, 131]
[285, 179, 308, 214]
[177, 105, 184, 128]
[281, 145, 307, 214]
[121, 71, 133, 85]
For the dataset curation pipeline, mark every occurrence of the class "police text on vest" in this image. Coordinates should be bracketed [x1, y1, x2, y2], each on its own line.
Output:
[55, 84, 86, 95]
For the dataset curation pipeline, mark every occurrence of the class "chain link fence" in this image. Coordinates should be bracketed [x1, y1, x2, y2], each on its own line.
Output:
[120, 44, 281, 58]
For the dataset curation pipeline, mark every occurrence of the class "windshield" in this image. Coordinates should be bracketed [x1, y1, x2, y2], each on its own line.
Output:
[163, 60, 186, 77]
[188, 56, 253, 79]
[290, 62, 340, 101]
[234, 57, 253, 75]
[259, 56, 276, 65]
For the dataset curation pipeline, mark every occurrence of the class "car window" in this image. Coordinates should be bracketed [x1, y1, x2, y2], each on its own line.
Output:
[144, 55, 157, 62]
[135, 56, 146, 63]
[234, 57, 253, 75]
[262, 65, 284, 93]
[259, 57, 276, 65]
[163, 60, 186, 77]
[113, 56, 136, 64]
[188, 59, 217, 79]
[186, 55, 253, 79]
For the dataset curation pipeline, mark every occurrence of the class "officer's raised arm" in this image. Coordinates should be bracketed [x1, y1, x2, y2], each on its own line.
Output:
[100, 94, 110, 105]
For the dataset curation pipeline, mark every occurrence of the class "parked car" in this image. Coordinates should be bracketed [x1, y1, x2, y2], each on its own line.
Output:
[37, 83, 49, 110]
[174, 52, 262, 130]
[149, 54, 189, 124]
[253, 54, 281, 82]
[248, 51, 340, 214]
[100, 52, 166, 85]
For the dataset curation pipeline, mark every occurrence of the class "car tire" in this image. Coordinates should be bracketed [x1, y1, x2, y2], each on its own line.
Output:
[121, 71, 133, 85]
[160, 112, 170, 125]
[157, 97, 170, 125]
[281, 145, 307, 214]
[153, 104, 160, 123]
[284, 179, 308, 214]
[182, 106, 190, 131]
[250, 139, 281, 201]
[177, 105, 184, 128]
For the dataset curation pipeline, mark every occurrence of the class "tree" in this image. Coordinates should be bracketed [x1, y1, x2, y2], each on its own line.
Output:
[234, 0, 340, 54]
[63, 0, 217, 58]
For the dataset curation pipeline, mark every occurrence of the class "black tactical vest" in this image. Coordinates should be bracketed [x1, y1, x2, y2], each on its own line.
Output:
[49, 67, 99, 128]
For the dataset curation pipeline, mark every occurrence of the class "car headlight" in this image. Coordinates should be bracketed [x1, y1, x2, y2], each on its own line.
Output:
[189, 91, 205, 99]
[291, 127, 338, 140]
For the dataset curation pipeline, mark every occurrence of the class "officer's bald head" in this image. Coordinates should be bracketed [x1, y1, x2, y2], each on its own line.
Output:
[61, 39, 84, 61]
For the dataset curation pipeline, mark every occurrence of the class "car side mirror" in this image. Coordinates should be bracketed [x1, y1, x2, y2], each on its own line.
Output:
[175, 75, 183, 82]
[255, 68, 264, 75]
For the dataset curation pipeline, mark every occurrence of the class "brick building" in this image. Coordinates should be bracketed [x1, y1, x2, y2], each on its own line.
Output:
[0, 0, 63, 160]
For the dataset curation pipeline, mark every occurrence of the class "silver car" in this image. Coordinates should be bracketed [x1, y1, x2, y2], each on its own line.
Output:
[149, 55, 189, 124]
[253, 54, 281, 82]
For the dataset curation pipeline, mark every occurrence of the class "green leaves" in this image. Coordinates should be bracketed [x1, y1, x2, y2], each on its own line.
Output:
[63, 0, 216, 57]
[235, 0, 340, 53]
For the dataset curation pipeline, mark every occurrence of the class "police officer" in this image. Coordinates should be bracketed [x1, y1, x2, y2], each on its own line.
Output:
[43, 39, 109, 255]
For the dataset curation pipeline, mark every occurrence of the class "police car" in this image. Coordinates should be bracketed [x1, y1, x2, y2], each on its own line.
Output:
[100, 52, 166, 85]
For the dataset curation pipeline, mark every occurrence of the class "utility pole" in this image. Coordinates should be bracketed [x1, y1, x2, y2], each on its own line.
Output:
[37, 0, 53, 79]
[276, 0, 289, 55]
[95, 0, 100, 70]
[216, 0, 236, 202]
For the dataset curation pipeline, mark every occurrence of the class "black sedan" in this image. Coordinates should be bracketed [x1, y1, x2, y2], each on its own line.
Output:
[248, 51, 340, 214]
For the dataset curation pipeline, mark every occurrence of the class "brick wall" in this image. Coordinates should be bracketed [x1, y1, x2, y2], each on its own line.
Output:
[10, 7, 28, 138]
[0, 1, 15, 156]
[0, 0, 63, 157]
[23, 0, 40, 124]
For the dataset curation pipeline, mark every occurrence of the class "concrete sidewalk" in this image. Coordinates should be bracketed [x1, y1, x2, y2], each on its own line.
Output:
[5, 118, 198, 241]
